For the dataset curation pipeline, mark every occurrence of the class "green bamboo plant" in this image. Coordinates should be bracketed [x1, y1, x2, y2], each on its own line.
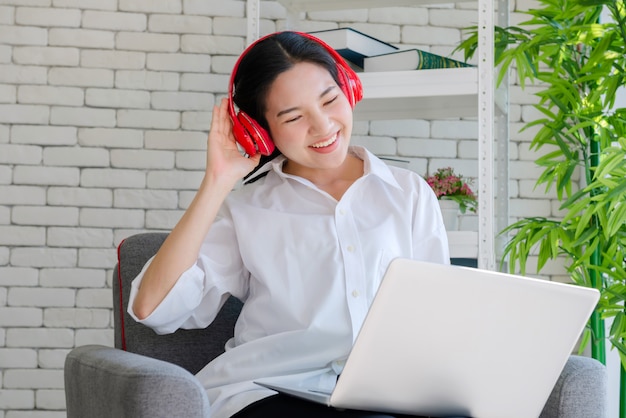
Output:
[455, 0, 626, 403]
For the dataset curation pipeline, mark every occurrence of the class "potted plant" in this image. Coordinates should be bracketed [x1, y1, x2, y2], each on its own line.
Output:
[455, 0, 626, 412]
[426, 167, 477, 230]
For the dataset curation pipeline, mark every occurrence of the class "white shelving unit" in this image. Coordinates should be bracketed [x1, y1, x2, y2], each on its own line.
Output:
[246, 0, 508, 270]
[355, 68, 478, 121]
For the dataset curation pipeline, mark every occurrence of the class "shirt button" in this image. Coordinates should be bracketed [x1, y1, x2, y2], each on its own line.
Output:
[339, 209, 346, 215]
[351, 290, 360, 298]
[347, 245, 354, 252]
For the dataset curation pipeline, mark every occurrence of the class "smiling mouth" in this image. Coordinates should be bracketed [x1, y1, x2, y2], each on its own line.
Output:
[310, 133, 338, 149]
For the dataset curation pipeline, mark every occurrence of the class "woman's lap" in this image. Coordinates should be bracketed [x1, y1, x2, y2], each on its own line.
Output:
[231, 394, 431, 418]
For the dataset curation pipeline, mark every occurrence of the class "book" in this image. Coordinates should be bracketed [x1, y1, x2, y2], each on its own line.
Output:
[308, 28, 398, 70]
[363, 48, 473, 72]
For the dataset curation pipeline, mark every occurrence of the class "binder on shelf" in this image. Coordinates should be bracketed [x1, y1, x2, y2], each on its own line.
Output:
[308, 27, 398, 69]
[363, 48, 473, 72]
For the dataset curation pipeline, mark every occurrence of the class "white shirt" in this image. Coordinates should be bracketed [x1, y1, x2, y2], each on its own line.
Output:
[128, 146, 450, 418]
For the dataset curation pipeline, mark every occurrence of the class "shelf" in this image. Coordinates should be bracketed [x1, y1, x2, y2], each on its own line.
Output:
[354, 67, 478, 120]
[448, 231, 478, 259]
[278, 0, 470, 12]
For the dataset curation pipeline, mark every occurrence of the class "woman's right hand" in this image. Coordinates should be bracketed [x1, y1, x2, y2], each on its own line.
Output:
[205, 97, 262, 188]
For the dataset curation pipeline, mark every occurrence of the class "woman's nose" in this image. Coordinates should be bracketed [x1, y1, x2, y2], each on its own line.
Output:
[308, 108, 331, 136]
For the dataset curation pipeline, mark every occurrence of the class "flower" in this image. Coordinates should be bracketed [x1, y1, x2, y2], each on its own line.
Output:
[426, 167, 477, 214]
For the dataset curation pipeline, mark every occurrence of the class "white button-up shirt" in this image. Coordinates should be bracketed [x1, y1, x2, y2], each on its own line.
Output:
[129, 146, 450, 418]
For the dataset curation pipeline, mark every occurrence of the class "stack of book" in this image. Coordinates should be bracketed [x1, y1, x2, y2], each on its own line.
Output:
[309, 28, 472, 72]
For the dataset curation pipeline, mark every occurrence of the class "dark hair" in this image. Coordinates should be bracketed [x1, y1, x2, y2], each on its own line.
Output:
[233, 31, 342, 180]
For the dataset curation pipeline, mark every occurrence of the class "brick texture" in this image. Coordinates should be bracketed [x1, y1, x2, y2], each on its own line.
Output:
[0, 1, 556, 416]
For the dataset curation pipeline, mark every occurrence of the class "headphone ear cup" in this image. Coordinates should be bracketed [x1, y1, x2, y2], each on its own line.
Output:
[237, 111, 275, 156]
[231, 115, 258, 156]
[337, 65, 363, 108]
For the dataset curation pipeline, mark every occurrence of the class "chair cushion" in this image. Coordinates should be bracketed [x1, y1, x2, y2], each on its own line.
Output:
[113, 232, 242, 375]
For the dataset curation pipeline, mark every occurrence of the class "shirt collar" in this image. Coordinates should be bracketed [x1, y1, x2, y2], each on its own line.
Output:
[350, 146, 403, 190]
[244, 146, 402, 190]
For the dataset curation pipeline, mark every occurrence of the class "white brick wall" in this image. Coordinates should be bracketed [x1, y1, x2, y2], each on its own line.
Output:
[0, 1, 557, 415]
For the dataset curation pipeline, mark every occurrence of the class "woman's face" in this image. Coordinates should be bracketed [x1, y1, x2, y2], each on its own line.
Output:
[264, 62, 354, 177]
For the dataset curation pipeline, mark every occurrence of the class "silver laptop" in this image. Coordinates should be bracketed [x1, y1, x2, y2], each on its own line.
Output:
[255, 258, 599, 418]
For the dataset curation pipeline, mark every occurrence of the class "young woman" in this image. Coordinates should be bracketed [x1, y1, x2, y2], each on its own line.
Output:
[129, 31, 450, 418]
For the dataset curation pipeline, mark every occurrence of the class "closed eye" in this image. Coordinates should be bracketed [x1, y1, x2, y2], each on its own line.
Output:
[324, 95, 339, 106]
[284, 95, 338, 124]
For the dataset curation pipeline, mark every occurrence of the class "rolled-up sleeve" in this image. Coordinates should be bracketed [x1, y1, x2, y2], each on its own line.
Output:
[128, 258, 226, 334]
[127, 206, 248, 335]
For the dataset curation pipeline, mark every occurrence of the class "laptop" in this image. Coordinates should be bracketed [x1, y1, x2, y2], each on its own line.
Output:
[254, 258, 600, 418]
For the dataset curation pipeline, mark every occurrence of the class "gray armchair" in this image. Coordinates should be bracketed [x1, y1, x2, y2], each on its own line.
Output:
[64, 232, 608, 418]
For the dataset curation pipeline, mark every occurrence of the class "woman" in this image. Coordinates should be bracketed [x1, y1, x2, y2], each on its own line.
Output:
[129, 31, 450, 418]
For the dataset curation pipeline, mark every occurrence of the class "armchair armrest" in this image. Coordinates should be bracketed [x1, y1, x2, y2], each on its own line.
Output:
[65, 345, 211, 418]
[540, 355, 607, 418]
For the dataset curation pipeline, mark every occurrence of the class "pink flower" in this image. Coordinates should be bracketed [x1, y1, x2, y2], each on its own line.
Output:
[426, 167, 477, 213]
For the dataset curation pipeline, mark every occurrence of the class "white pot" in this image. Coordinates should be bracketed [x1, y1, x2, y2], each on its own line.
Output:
[438, 198, 460, 231]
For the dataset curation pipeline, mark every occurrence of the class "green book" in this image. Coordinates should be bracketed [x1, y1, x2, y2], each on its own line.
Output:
[363, 48, 473, 72]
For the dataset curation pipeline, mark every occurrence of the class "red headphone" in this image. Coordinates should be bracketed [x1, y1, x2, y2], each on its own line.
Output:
[228, 31, 364, 156]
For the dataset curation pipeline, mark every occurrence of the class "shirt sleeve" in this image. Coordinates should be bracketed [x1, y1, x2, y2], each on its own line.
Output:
[127, 205, 249, 335]
[412, 175, 451, 265]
